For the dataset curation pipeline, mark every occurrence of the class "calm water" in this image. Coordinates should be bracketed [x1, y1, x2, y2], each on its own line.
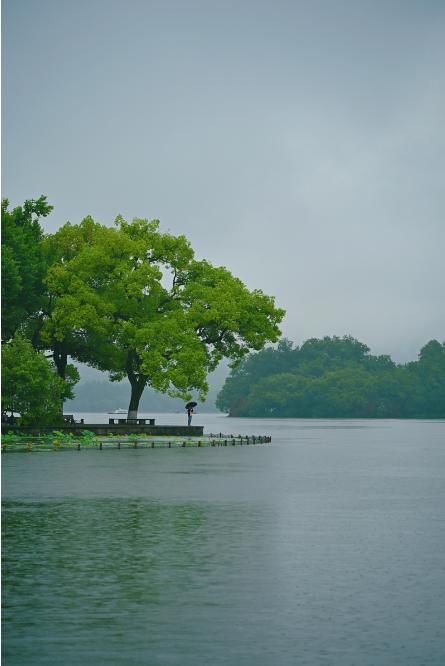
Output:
[2, 416, 445, 665]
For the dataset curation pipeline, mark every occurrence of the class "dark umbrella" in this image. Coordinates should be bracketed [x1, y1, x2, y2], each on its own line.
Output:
[185, 401, 197, 409]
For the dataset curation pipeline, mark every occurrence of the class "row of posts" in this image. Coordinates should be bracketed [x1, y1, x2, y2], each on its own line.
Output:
[8, 435, 272, 452]
[95, 435, 272, 449]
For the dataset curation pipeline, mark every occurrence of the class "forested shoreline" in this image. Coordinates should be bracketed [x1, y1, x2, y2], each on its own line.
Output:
[216, 336, 445, 418]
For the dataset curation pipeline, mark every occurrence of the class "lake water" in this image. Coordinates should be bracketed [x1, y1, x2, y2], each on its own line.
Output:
[2, 415, 445, 665]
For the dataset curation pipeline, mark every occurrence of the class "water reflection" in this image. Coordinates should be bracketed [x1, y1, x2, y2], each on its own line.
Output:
[3, 498, 276, 665]
[3, 499, 211, 609]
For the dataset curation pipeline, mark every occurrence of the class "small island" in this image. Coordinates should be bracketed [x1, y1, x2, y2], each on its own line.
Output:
[217, 335, 445, 419]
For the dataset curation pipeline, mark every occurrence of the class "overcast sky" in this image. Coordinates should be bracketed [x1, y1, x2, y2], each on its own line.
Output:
[2, 0, 444, 363]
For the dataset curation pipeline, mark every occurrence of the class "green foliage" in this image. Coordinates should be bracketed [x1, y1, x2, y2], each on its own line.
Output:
[217, 336, 445, 418]
[51, 431, 75, 441]
[1, 432, 20, 444]
[41, 215, 285, 415]
[2, 198, 283, 418]
[1, 336, 78, 425]
[403, 341, 445, 418]
[1, 196, 53, 340]
[80, 430, 96, 442]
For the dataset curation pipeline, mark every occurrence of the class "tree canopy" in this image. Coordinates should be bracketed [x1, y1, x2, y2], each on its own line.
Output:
[1, 197, 53, 341]
[31, 211, 285, 419]
[1, 336, 77, 425]
[216, 335, 445, 418]
[2, 198, 285, 423]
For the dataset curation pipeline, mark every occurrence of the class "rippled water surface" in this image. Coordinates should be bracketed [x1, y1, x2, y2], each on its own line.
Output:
[2, 416, 445, 665]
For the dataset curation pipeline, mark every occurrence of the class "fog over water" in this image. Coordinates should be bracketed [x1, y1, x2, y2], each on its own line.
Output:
[2, 0, 445, 362]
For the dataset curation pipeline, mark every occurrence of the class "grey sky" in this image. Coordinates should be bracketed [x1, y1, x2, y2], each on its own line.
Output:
[2, 0, 444, 363]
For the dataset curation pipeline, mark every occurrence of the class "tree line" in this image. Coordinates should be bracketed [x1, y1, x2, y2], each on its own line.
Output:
[1, 196, 284, 425]
[216, 335, 445, 418]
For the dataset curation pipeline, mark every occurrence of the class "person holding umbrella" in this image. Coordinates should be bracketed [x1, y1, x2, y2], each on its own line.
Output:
[185, 401, 197, 426]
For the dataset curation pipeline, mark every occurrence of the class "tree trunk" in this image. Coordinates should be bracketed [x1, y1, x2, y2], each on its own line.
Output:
[53, 342, 68, 379]
[126, 351, 148, 420]
[127, 378, 147, 420]
[53, 342, 67, 418]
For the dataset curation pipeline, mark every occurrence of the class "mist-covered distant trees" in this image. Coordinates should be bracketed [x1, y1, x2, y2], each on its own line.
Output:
[216, 336, 445, 418]
[1, 196, 285, 424]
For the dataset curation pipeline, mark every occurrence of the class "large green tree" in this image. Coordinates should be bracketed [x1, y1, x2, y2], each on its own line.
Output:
[38, 216, 124, 379]
[1, 196, 53, 341]
[40, 216, 285, 418]
[1, 336, 77, 425]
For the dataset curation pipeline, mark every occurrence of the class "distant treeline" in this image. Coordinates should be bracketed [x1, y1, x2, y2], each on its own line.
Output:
[216, 336, 445, 418]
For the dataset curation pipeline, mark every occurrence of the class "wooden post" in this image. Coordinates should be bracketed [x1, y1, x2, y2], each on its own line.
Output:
[77, 442, 80, 450]
[99, 441, 102, 450]
[151, 442, 155, 448]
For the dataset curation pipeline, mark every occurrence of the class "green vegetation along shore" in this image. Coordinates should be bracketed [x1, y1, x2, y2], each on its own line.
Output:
[217, 336, 445, 418]
[2, 432, 271, 452]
